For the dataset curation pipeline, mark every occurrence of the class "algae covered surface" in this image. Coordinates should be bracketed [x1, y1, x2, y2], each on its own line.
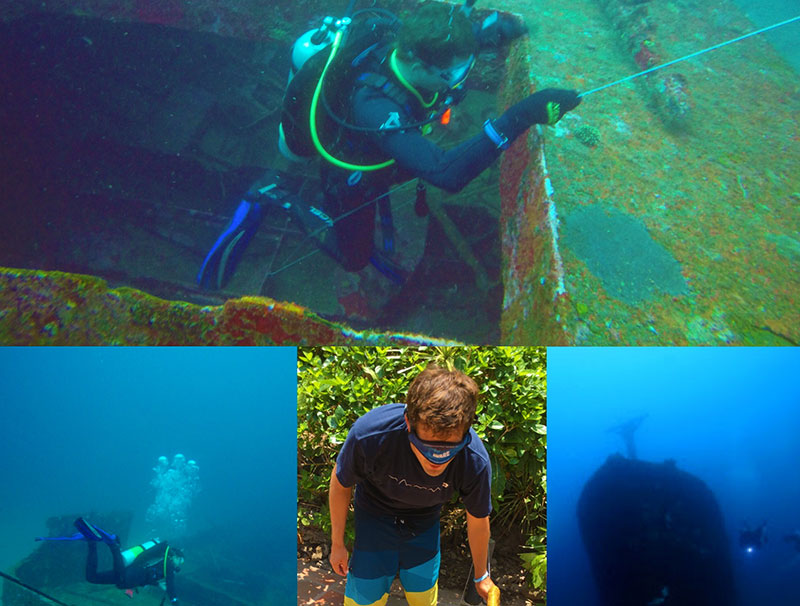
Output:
[561, 205, 689, 304]
[494, 0, 799, 344]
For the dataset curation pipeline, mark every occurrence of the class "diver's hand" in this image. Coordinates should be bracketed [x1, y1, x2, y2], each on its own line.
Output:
[477, 12, 528, 46]
[492, 89, 581, 143]
[475, 577, 497, 602]
[508, 89, 580, 126]
[329, 543, 349, 576]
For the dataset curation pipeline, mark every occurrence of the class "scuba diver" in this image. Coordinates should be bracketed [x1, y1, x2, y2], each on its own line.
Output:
[196, 0, 580, 288]
[784, 530, 800, 552]
[37, 518, 183, 604]
[739, 521, 767, 554]
[607, 413, 648, 460]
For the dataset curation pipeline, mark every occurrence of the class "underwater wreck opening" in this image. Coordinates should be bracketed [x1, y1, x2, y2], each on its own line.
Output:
[0, 0, 532, 344]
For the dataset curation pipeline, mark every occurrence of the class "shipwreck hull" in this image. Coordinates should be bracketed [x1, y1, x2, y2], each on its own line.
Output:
[0, 268, 462, 345]
[577, 455, 736, 606]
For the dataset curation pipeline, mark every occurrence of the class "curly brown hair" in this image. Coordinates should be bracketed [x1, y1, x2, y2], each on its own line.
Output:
[396, 2, 477, 68]
[406, 363, 479, 435]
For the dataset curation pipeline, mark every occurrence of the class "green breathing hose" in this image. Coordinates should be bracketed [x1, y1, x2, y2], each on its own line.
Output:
[309, 27, 395, 172]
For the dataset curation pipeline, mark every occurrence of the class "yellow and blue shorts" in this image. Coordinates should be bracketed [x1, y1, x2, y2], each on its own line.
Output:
[344, 505, 440, 606]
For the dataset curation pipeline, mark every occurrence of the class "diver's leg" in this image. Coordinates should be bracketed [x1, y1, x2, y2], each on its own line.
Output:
[109, 542, 126, 582]
[322, 167, 376, 272]
[85, 542, 118, 584]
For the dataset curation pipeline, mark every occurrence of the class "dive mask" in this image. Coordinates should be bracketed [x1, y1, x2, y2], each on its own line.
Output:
[431, 54, 475, 89]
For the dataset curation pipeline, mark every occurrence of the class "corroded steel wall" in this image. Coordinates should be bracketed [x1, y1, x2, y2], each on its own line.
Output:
[498, 41, 571, 345]
[0, 267, 461, 345]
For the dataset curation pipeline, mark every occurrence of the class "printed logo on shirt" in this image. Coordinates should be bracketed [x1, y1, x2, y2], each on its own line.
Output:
[388, 474, 449, 492]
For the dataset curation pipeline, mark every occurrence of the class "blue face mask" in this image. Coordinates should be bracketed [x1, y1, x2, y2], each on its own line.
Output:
[408, 425, 471, 464]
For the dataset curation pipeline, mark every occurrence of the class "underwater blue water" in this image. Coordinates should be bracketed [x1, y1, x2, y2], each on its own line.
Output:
[548, 347, 800, 606]
[0, 347, 298, 604]
[734, 0, 800, 73]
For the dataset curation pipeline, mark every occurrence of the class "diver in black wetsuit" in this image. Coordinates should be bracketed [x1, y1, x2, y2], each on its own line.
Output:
[197, 0, 580, 287]
[739, 521, 767, 553]
[75, 518, 183, 604]
[607, 413, 648, 459]
[785, 530, 800, 552]
[311, 2, 581, 273]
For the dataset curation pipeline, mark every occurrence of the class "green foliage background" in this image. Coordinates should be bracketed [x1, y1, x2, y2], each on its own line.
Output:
[297, 346, 547, 591]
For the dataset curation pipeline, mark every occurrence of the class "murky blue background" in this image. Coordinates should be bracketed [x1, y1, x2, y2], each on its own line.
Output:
[548, 347, 800, 606]
[0, 347, 297, 604]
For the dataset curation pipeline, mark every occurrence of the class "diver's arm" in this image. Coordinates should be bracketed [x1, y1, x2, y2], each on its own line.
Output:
[328, 467, 353, 576]
[357, 88, 576, 193]
[354, 89, 502, 192]
[466, 511, 497, 601]
[166, 562, 177, 602]
[383, 129, 504, 193]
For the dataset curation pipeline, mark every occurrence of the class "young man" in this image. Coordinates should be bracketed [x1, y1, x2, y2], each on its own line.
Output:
[329, 364, 494, 606]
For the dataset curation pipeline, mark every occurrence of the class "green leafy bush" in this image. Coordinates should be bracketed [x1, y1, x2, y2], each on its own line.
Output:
[297, 346, 547, 588]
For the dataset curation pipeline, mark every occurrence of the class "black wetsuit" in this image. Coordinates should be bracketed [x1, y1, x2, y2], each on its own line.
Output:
[86, 540, 177, 601]
[321, 31, 507, 271]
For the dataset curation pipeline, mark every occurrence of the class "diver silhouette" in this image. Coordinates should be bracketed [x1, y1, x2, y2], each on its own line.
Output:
[784, 530, 800, 552]
[607, 413, 648, 459]
[739, 522, 767, 553]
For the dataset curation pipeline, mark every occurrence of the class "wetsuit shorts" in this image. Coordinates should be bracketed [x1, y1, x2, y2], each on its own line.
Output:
[344, 504, 440, 606]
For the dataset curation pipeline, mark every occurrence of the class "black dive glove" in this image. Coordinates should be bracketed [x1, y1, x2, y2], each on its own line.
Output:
[490, 89, 581, 144]
[476, 12, 529, 47]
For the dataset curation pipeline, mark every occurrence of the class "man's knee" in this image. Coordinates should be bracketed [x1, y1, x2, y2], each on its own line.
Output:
[398, 552, 440, 606]
[403, 583, 438, 606]
[344, 593, 390, 606]
[344, 573, 393, 606]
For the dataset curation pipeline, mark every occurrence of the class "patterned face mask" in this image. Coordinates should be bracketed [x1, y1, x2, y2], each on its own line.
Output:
[408, 424, 471, 464]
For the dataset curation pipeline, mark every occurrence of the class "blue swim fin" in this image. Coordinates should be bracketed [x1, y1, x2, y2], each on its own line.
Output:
[196, 199, 264, 289]
[369, 248, 408, 285]
[74, 518, 118, 545]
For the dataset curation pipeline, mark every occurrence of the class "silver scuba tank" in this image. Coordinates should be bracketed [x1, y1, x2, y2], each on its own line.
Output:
[278, 18, 337, 161]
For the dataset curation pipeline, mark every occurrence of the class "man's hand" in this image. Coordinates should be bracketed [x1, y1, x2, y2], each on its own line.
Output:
[329, 543, 350, 576]
[475, 576, 497, 602]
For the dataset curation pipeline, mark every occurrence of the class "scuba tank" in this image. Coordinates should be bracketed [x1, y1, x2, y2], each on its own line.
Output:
[278, 16, 346, 161]
[120, 540, 161, 567]
[277, 0, 474, 168]
[289, 18, 337, 81]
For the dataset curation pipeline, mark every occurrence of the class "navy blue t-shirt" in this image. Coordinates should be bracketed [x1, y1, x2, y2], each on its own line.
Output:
[336, 403, 492, 519]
